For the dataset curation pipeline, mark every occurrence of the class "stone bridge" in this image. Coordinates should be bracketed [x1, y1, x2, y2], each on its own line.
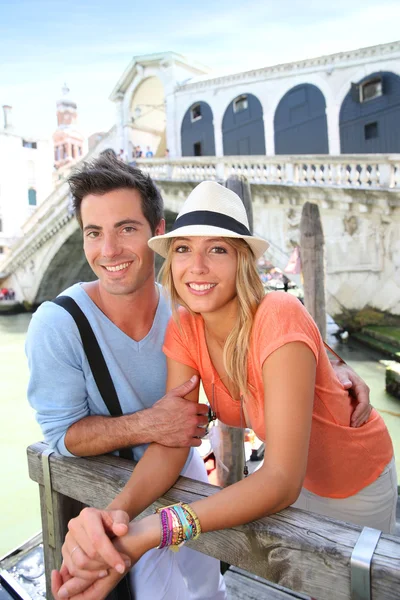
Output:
[1, 153, 400, 316]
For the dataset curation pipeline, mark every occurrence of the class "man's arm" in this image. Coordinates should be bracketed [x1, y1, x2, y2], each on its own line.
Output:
[64, 382, 209, 455]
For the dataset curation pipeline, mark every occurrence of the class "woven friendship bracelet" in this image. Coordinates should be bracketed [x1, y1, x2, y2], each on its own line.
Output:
[181, 503, 202, 539]
[157, 508, 169, 549]
[155, 502, 202, 550]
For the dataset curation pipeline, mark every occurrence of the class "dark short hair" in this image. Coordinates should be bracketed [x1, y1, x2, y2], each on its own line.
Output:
[68, 149, 164, 234]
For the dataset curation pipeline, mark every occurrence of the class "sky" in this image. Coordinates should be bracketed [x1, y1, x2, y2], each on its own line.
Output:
[0, 0, 399, 139]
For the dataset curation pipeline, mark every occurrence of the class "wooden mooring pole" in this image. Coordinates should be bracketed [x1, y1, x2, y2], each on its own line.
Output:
[300, 202, 326, 340]
[215, 175, 254, 487]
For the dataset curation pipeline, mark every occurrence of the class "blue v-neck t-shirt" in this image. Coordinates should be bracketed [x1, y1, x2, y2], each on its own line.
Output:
[26, 283, 172, 461]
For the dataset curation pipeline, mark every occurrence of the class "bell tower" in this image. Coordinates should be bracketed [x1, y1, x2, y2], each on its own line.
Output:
[53, 84, 85, 169]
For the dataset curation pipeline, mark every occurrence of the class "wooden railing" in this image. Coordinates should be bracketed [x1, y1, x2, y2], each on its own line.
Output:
[27, 442, 400, 600]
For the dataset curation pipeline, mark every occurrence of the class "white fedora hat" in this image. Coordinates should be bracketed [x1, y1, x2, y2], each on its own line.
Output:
[148, 181, 269, 259]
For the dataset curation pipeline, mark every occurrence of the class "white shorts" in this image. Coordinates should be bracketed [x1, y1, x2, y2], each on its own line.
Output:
[129, 449, 227, 600]
[292, 457, 398, 534]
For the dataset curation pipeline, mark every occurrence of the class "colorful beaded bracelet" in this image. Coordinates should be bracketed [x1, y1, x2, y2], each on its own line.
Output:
[156, 502, 202, 550]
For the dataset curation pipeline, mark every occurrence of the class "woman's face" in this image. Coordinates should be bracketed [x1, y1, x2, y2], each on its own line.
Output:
[170, 236, 238, 314]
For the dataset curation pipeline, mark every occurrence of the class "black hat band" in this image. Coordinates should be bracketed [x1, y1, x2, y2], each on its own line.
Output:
[171, 210, 251, 236]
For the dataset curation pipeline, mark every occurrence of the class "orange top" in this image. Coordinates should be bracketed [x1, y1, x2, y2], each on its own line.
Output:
[163, 291, 393, 498]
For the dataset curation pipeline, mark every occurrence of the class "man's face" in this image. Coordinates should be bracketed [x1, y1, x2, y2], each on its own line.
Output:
[81, 188, 164, 296]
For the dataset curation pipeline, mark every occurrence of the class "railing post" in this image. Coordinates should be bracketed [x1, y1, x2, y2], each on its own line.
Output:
[215, 158, 226, 182]
[285, 161, 294, 184]
[166, 160, 173, 180]
[379, 163, 392, 188]
[39, 450, 85, 598]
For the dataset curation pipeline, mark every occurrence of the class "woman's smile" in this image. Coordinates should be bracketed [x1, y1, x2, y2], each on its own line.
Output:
[186, 282, 217, 294]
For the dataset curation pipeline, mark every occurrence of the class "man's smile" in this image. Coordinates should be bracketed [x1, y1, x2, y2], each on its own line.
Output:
[102, 261, 133, 272]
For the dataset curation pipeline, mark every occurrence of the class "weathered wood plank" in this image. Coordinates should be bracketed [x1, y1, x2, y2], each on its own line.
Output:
[225, 567, 310, 599]
[27, 442, 400, 600]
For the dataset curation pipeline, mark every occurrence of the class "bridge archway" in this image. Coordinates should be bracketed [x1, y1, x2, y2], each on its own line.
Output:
[181, 101, 216, 157]
[222, 93, 265, 156]
[35, 228, 96, 304]
[340, 71, 400, 153]
[130, 76, 166, 157]
[274, 83, 329, 155]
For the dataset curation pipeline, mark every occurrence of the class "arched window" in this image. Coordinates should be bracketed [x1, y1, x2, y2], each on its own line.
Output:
[340, 71, 400, 153]
[222, 93, 265, 155]
[274, 84, 329, 155]
[181, 102, 216, 156]
[28, 188, 37, 206]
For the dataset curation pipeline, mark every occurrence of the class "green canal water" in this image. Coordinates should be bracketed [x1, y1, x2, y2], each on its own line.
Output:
[0, 313, 41, 558]
[0, 315, 399, 558]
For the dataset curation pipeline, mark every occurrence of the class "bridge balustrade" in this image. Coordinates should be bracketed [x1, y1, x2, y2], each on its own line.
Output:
[135, 154, 400, 189]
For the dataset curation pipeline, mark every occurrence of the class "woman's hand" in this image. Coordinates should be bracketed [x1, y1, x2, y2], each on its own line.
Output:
[62, 531, 132, 581]
[64, 507, 130, 576]
[51, 562, 124, 600]
[53, 514, 161, 599]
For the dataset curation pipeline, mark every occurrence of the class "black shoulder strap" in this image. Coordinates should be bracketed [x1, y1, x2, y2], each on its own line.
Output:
[53, 295, 133, 461]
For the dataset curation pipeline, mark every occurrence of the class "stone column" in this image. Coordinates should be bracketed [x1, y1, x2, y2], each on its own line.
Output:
[214, 114, 224, 157]
[263, 110, 275, 156]
[165, 94, 179, 157]
[115, 93, 125, 154]
[326, 102, 340, 155]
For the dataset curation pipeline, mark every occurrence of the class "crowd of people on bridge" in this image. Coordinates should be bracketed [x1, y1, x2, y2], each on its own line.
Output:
[0, 287, 15, 300]
[119, 146, 170, 164]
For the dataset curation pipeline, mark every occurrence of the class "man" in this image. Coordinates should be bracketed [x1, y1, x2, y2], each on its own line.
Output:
[26, 151, 371, 599]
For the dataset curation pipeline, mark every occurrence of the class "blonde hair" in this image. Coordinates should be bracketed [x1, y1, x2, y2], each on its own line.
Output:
[160, 237, 264, 397]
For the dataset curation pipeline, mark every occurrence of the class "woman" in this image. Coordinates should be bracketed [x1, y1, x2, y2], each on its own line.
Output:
[53, 181, 397, 600]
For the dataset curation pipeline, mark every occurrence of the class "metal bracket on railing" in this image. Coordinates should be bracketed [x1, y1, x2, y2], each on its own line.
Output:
[41, 448, 56, 549]
[351, 526, 381, 600]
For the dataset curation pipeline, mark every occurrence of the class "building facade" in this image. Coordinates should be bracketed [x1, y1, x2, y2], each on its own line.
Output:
[0, 105, 53, 256]
[111, 42, 400, 160]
